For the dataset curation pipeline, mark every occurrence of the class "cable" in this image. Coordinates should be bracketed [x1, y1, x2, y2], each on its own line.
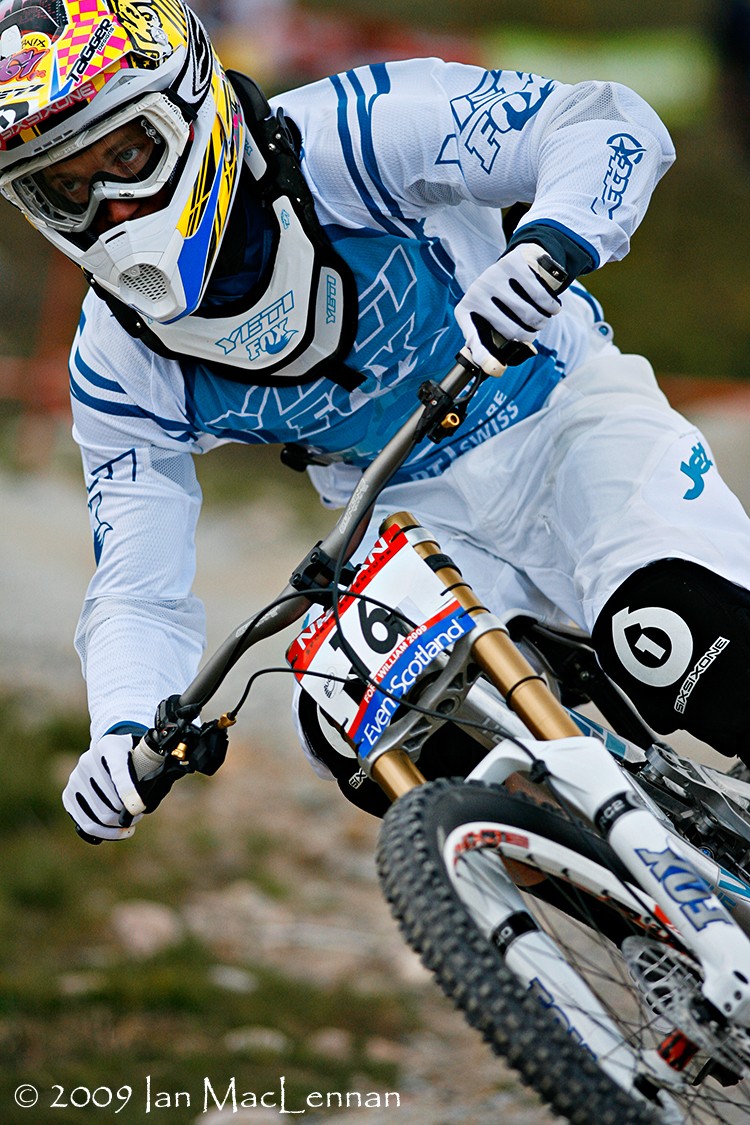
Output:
[225, 587, 534, 753]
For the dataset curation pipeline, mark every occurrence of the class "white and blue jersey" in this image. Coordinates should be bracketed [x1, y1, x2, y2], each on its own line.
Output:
[68, 58, 674, 739]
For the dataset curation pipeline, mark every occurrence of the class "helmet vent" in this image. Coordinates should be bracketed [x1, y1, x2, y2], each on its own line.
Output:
[121, 264, 170, 302]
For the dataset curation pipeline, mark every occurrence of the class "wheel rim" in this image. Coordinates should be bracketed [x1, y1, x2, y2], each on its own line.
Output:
[442, 806, 750, 1124]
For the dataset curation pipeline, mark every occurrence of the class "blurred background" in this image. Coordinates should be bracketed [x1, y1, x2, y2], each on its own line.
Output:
[1, 3, 750, 1123]
[2, 0, 750, 433]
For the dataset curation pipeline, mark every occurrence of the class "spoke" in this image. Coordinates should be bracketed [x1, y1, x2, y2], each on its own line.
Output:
[452, 842, 750, 1121]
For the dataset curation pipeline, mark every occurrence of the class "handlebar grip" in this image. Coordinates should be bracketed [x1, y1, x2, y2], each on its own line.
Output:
[118, 736, 167, 828]
[130, 736, 167, 781]
[472, 319, 538, 368]
[118, 718, 229, 827]
[468, 250, 570, 377]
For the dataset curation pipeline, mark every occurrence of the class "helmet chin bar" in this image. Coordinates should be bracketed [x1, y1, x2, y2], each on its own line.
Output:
[85, 216, 190, 324]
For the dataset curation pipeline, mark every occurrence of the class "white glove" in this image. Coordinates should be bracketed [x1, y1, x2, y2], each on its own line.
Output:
[455, 242, 563, 375]
[62, 732, 147, 843]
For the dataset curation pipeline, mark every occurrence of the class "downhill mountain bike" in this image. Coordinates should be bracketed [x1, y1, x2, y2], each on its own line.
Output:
[123, 340, 750, 1124]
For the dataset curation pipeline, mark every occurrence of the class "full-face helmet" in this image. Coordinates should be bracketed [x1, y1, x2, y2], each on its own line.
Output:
[0, 0, 244, 322]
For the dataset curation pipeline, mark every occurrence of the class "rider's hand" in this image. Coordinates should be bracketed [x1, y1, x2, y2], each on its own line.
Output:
[62, 732, 146, 843]
[455, 242, 563, 374]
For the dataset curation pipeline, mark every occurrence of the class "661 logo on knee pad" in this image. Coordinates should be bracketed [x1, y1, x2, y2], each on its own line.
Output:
[611, 605, 693, 687]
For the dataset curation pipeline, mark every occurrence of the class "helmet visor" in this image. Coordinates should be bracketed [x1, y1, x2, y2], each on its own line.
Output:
[1, 93, 190, 232]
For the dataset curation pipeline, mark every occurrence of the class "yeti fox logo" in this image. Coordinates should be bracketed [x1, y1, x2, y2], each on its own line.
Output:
[680, 442, 713, 500]
[215, 291, 298, 361]
[637, 844, 729, 931]
[252, 322, 297, 358]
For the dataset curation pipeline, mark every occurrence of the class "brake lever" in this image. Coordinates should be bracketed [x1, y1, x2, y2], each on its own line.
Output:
[117, 697, 230, 826]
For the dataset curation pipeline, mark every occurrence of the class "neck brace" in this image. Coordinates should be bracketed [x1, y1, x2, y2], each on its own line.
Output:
[88, 71, 362, 391]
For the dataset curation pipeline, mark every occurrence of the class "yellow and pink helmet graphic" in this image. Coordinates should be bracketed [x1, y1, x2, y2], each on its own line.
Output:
[0, 0, 191, 148]
[0, 0, 245, 323]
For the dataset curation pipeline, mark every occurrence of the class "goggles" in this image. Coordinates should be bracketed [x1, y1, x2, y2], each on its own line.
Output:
[0, 93, 191, 233]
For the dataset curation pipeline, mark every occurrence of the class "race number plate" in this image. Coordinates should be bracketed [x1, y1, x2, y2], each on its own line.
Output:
[287, 525, 475, 757]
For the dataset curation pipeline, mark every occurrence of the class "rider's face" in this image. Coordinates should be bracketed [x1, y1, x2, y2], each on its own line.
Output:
[39, 120, 167, 233]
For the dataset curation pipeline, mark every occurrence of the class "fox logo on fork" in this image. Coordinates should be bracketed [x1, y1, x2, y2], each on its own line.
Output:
[636, 845, 730, 932]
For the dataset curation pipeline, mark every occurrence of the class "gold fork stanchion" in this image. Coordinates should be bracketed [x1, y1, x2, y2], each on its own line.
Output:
[380, 512, 582, 743]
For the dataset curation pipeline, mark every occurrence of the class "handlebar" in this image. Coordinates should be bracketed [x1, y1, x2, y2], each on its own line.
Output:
[174, 354, 485, 716]
[101, 238, 573, 836]
[118, 355, 487, 823]
[122, 252, 570, 815]
[159, 248, 570, 718]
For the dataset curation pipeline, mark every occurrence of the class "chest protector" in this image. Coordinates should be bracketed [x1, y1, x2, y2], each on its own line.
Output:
[89, 72, 362, 391]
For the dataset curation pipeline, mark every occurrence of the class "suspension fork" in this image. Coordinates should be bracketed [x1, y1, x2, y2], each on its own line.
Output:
[373, 522, 750, 1017]
[365, 512, 582, 802]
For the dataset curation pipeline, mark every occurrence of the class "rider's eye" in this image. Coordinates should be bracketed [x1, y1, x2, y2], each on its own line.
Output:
[52, 175, 86, 202]
[112, 137, 154, 178]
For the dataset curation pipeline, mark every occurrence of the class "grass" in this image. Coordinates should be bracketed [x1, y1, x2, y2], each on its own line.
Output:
[583, 119, 750, 381]
[0, 696, 419, 1125]
[5, 969, 405, 1123]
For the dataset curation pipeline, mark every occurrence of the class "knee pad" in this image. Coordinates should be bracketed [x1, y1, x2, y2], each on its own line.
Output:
[295, 689, 488, 818]
[296, 689, 391, 817]
[592, 559, 750, 759]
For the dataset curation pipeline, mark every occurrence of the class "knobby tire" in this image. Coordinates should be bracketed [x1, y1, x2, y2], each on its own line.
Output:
[376, 778, 667, 1124]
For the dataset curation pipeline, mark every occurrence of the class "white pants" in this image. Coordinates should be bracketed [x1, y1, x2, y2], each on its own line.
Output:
[299, 343, 750, 779]
[362, 349, 750, 633]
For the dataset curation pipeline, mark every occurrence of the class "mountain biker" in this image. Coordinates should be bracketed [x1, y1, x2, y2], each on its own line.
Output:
[2, 0, 750, 839]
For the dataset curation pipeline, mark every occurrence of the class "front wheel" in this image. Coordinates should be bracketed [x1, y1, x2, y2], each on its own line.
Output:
[376, 779, 750, 1124]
